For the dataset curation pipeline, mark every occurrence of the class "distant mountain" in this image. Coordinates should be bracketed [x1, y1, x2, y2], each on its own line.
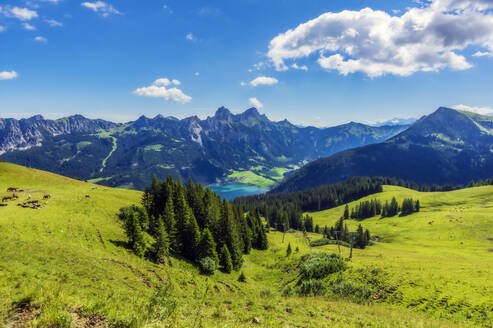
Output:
[272, 107, 493, 193]
[0, 107, 408, 190]
[372, 117, 417, 127]
[0, 115, 118, 154]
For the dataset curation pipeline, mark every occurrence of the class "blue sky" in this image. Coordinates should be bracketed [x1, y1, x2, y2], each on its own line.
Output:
[1, 0, 493, 126]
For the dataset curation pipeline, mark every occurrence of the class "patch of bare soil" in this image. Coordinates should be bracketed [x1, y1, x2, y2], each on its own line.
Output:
[5, 302, 39, 328]
[71, 309, 109, 328]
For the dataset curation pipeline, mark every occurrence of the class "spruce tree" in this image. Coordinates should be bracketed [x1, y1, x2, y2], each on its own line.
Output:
[183, 207, 201, 262]
[122, 209, 147, 257]
[153, 218, 170, 264]
[343, 204, 349, 220]
[198, 228, 218, 264]
[219, 244, 233, 273]
[162, 195, 178, 253]
[286, 242, 292, 257]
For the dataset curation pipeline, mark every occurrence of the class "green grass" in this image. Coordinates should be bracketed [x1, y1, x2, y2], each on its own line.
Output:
[0, 163, 486, 327]
[143, 144, 164, 152]
[227, 170, 276, 189]
[309, 185, 493, 326]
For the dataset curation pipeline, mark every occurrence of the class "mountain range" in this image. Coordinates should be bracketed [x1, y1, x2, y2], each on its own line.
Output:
[273, 107, 493, 193]
[0, 107, 408, 190]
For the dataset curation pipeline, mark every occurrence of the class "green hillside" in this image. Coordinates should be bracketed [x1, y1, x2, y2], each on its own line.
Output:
[0, 163, 485, 327]
[309, 185, 493, 326]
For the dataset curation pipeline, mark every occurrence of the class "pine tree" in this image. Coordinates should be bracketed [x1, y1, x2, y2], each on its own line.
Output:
[415, 199, 420, 212]
[153, 218, 170, 264]
[122, 208, 147, 257]
[286, 242, 292, 257]
[162, 195, 178, 253]
[343, 204, 349, 220]
[219, 244, 233, 273]
[198, 228, 218, 264]
[183, 207, 201, 262]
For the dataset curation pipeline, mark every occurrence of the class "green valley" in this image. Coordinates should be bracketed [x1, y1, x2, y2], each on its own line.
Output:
[0, 163, 491, 327]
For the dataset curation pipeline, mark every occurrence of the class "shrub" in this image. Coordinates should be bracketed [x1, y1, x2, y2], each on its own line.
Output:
[310, 238, 350, 248]
[238, 271, 247, 283]
[299, 253, 346, 280]
[260, 288, 272, 297]
[330, 281, 374, 303]
[296, 279, 327, 296]
[199, 257, 216, 275]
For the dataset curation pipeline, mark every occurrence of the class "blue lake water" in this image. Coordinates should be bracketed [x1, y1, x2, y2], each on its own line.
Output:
[209, 184, 268, 200]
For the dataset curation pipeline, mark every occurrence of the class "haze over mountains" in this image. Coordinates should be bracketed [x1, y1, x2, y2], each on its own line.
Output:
[273, 107, 493, 193]
[0, 107, 407, 190]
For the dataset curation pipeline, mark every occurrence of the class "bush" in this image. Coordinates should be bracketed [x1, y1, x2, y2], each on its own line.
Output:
[199, 257, 216, 275]
[330, 281, 374, 303]
[299, 253, 346, 280]
[237, 271, 247, 283]
[260, 288, 272, 297]
[310, 238, 350, 248]
[296, 279, 327, 296]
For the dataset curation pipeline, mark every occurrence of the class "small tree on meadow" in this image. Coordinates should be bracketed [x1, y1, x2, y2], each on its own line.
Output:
[219, 244, 233, 273]
[286, 242, 292, 257]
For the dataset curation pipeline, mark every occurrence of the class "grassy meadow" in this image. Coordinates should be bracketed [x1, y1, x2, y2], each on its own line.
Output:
[0, 163, 490, 327]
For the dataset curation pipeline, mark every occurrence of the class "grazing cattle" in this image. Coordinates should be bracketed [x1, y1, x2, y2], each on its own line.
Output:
[2, 196, 12, 202]
[0, 203, 7, 207]
[7, 187, 18, 192]
[12, 193, 19, 199]
[43, 194, 52, 199]
[85, 195, 91, 198]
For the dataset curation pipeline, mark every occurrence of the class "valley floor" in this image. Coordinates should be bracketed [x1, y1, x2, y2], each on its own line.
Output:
[0, 163, 491, 327]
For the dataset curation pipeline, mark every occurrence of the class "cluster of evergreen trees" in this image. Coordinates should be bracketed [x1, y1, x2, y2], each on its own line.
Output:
[118, 176, 268, 274]
[236, 176, 462, 220]
[317, 218, 371, 249]
[343, 197, 420, 220]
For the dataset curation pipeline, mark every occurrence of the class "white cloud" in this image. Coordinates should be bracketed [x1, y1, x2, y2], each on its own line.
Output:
[0, 71, 18, 80]
[23, 23, 36, 30]
[8, 7, 38, 20]
[186, 33, 196, 41]
[249, 97, 263, 109]
[250, 76, 279, 87]
[0, 26, 5, 32]
[45, 19, 63, 27]
[240, 81, 246, 86]
[453, 104, 493, 115]
[194, 72, 200, 76]
[291, 63, 308, 71]
[473, 51, 493, 57]
[133, 78, 191, 104]
[152, 78, 180, 87]
[81, 1, 120, 17]
[267, 0, 493, 77]
[34, 36, 47, 42]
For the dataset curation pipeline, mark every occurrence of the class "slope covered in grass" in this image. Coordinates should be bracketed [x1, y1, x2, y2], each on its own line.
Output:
[0, 163, 480, 327]
[309, 185, 493, 326]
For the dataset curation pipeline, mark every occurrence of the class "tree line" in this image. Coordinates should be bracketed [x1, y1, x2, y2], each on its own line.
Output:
[344, 197, 420, 220]
[118, 176, 268, 275]
[315, 218, 371, 249]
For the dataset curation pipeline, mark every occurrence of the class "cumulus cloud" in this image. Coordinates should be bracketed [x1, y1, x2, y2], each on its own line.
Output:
[249, 97, 263, 109]
[7, 7, 38, 20]
[267, 0, 493, 77]
[34, 36, 47, 42]
[194, 72, 200, 76]
[45, 19, 63, 27]
[0, 26, 5, 32]
[453, 104, 493, 115]
[250, 76, 279, 87]
[133, 78, 191, 103]
[23, 23, 36, 30]
[0, 71, 18, 80]
[81, 1, 120, 17]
